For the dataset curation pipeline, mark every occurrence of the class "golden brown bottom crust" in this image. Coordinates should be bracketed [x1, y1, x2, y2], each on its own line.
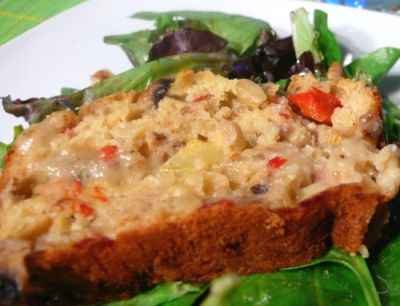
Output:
[13, 184, 383, 305]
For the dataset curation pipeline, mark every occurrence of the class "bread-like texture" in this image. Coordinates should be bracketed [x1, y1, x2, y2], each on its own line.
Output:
[23, 185, 381, 305]
[1, 70, 399, 305]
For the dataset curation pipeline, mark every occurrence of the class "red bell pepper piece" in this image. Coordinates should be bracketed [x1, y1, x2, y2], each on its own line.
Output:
[288, 88, 341, 124]
[99, 145, 118, 161]
[267, 156, 287, 169]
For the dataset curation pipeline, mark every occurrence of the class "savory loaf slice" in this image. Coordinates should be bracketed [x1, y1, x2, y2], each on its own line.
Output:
[0, 70, 399, 305]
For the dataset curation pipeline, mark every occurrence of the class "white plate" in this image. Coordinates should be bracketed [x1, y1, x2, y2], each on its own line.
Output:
[0, 0, 399, 142]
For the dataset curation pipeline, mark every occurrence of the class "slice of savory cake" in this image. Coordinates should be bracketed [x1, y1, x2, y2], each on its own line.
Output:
[1, 70, 399, 305]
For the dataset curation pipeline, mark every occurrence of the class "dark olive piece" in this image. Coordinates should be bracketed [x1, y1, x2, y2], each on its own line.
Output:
[250, 184, 268, 194]
[153, 79, 173, 107]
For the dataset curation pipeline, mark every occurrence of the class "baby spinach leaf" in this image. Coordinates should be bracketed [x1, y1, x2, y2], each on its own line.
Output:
[102, 282, 204, 306]
[370, 235, 400, 306]
[202, 265, 366, 306]
[301, 248, 381, 306]
[314, 9, 342, 67]
[344, 48, 400, 84]
[2, 53, 231, 124]
[104, 30, 153, 66]
[133, 11, 271, 55]
[290, 8, 322, 63]
[201, 249, 381, 306]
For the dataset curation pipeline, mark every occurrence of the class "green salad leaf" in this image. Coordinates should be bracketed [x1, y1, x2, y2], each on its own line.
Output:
[0, 143, 8, 169]
[60, 87, 78, 95]
[370, 236, 400, 306]
[203, 265, 368, 306]
[104, 15, 184, 66]
[133, 11, 271, 55]
[201, 248, 381, 306]
[2, 53, 231, 124]
[153, 14, 182, 35]
[276, 79, 289, 94]
[104, 30, 153, 66]
[290, 8, 322, 63]
[0, 125, 23, 169]
[344, 48, 400, 84]
[102, 282, 205, 306]
[297, 248, 382, 306]
[314, 9, 342, 67]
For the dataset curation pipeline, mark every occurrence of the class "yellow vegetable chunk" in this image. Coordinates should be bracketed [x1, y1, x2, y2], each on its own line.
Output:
[162, 140, 224, 172]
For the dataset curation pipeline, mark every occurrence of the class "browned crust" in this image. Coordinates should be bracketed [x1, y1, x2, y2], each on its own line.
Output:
[17, 184, 382, 305]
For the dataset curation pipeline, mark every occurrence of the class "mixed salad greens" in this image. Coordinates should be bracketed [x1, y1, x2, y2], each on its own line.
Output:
[1, 7, 400, 306]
